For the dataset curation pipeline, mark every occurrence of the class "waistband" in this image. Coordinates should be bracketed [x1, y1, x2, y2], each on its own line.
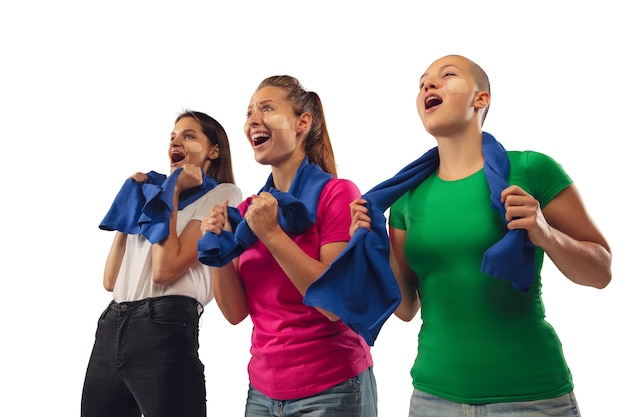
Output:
[108, 295, 203, 316]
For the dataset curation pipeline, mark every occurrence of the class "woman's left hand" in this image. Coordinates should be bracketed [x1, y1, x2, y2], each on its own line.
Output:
[501, 185, 552, 247]
[176, 163, 204, 192]
[245, 191, 280, 240]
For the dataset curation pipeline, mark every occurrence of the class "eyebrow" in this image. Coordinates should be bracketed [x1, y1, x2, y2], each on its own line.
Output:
[171, 129, 197, 136]
[420, 64, 459, 81]
[248, 99, 274, 110]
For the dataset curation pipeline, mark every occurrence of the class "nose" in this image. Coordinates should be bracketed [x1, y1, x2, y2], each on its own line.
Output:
[247, 108, 262, 127]
[422, 78, 438, 92]
[170, 134, 184, 146]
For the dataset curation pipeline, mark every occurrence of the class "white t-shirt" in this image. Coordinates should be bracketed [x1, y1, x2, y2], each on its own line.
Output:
[112, 182, 242, 306]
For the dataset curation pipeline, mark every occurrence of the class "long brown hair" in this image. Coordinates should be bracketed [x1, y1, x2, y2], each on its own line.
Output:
[176, 110, 236, 184]
[257, 76, 337, 177]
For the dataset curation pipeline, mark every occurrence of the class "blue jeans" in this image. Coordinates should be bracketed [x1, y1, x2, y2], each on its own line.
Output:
[81, 295, 207, 417]
[409, 389, 581, 417]
[245, 367, 378, 417]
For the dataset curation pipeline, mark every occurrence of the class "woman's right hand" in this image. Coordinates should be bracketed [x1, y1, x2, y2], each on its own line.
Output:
[349, 198, 371, 236]
[201, 200, 232, 235]
[130, 172, 148, 183]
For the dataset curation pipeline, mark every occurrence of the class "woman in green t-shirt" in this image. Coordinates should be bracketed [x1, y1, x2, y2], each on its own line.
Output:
[350, 54, 612, 416]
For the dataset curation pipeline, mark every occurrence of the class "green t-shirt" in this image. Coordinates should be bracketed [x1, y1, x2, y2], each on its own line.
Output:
[389, 150, 574, 404]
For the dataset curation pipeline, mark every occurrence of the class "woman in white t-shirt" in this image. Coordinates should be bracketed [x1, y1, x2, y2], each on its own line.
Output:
[81, 110, 243, 417]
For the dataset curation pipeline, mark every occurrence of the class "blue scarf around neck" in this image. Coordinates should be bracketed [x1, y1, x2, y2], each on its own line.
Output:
[99, 167, 217, 244]
[198, 158, 333, 267]
[303, 132, 536, 346]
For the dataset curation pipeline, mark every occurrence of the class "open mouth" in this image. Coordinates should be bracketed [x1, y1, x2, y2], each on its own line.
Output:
[170, 151, 185, 163]
[425, 94, 442, 110]
[251, 132, 270, 146]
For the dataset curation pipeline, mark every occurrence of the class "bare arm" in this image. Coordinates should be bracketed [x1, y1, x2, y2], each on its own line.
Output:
[152, 214, 204, 284]
[503, 184, 612, 288]
[246, 192, 341, 321]
[211, 260, 249, 324]
[102, 173, 145, 291]
[152, 164, 206, 284]
[259, 228, 343, 321]
[389, 227, 421, 321]
[202, 200, 249, 324]
[350, 198, 420, 321]
[103, 231, 127, 291]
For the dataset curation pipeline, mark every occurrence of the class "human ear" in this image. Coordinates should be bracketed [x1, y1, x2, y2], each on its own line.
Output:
[296, 112, 312, 135]
[473, 91, 490, 110]
[207, 143, 220, 161]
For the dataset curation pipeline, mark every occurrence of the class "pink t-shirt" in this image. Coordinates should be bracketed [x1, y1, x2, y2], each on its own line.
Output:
[238, 178, 373, 400]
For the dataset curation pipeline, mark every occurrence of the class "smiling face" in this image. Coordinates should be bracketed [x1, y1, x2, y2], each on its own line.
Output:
[169, 116, 219, 174]
[416, 55, 489, 136]
[244, 85, 308, 167]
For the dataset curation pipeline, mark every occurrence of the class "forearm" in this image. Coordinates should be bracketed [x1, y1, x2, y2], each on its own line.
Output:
[262, 230, 328, 295]
[152, 193, 200, 284]
[390, 248, 420, 321]
[506, 184, 612, 289]
[262, 229, 340, 321]
[543, 227, 612, 288]
[389, 228, 420, 320]
[151, 200, 183, 283]
[211, 262, 249, 324]
[103, 231, 127, 291]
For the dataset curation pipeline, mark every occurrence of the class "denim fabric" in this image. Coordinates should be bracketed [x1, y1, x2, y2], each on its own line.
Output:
[409, 389, 581, 417]
[81, 295, 206, 417]
[245, 367, 378, 417]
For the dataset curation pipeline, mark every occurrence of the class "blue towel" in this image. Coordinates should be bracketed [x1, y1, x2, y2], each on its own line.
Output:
[303, 132, 535, 346]
[198, 158, 333, 267]
[100, 168, 217, 244]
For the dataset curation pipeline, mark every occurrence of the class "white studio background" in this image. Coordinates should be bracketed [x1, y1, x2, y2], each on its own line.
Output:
[1, 1, 623, 416]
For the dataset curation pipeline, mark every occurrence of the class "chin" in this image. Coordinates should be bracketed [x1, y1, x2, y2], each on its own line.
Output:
[254, 155, 270, 166]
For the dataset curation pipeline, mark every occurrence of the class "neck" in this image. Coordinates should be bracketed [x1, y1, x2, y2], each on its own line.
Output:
[435, 128, 484, 181]
[270, 156, 306, 191]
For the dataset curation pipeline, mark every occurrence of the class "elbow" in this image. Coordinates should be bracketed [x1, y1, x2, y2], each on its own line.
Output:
[215, 299, 249, 325]
[593, 252, 613, 289]
[222, 309, 248, 325]
[394, 310, 417, 322]
[394, 300, 420, 322]
[593, 271, 612, 289]
[152, 269, 180, 286]
[226, 316, 246, 325]
[321, 308, 340, 322]
[152, 275, 168, 285]
[103, 274, 116, 292]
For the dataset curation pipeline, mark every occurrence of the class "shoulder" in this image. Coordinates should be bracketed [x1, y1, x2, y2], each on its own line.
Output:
[506, 150, 571, 182]
[319, 178, 361, 202]
[506, 150, 573, 205]
[316, 178, 360, 213]
[214, 182, 243, 194]
[205, 182, 243, 205]
[506, 150, 565, 171]
[192, 183, 243, 214]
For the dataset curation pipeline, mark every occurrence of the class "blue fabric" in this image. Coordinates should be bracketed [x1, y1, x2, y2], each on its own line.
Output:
[99, 168, 217, 244]
[198, 158, 333, 267]
[303, 132, 535, 346]
[244, 367, 378, 417]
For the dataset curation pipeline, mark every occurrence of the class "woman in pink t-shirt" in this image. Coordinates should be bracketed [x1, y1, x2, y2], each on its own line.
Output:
[200, 75, 376, 417]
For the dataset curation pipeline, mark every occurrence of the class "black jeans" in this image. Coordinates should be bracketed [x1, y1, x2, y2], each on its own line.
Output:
[81, 295, 206, 417]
